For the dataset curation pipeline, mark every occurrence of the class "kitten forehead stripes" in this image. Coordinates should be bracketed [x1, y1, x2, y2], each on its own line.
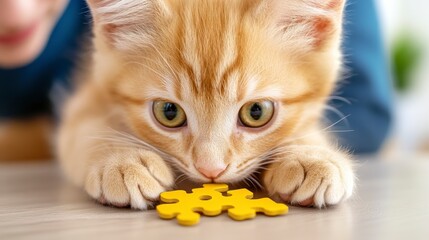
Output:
[171, 0, 256, 100]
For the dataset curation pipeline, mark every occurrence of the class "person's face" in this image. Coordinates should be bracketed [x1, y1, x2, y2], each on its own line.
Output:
[0, 0, 69, 68]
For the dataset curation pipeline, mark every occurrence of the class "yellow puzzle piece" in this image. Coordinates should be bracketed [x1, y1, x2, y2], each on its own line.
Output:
[156, 184, 288, 226]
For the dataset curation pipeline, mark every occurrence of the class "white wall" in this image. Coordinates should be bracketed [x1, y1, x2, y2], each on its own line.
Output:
[376, 0, 429, 153]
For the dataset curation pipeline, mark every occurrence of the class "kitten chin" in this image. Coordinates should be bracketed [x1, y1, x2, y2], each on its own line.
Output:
[59, 0, 354, 209]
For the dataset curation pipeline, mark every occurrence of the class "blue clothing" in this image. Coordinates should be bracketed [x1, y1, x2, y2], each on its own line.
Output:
[0, 0, 89, 119]
[327, 0, 393, 154]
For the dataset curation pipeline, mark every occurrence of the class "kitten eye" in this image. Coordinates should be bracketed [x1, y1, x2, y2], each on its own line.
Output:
[239, 100, 274, 128]
[153, 100, 187, 128]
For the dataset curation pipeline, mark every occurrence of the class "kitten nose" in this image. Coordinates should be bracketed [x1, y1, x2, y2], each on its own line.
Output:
[196, 166, 227, 179]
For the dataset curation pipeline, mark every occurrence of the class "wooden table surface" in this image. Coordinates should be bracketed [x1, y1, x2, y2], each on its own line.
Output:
[1, 156, 429, 240]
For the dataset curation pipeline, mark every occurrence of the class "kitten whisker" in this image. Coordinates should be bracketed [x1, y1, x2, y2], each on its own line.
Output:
[323, 105, 347, 120]
[86, 137, 154, 154]
[88, 145, 139, 154]
[283, 114, 351, 144]
[242, 178, 251, 188]
[327, 130, 355, 133]
[247, 177, 257, 190]
[101, 129, 172, 157]
[327, 96, 352, 105]
[89, 128, 192, 176]
[175, 173, 189, 186]
[248, 174, 263, 190]
[124, 61, 167, 80]
[146, 42, 180, 81]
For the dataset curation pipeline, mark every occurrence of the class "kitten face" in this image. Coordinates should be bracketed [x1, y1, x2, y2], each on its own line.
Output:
[88, 0, 344, 183]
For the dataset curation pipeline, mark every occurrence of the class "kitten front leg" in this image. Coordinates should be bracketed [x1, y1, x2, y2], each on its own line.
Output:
[60, 122, 175, 209]
[263, 138, 355, 208]
[58, 86, 175, 209]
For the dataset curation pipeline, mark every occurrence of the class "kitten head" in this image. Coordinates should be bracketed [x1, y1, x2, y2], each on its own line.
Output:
[86, 0, 345, 183]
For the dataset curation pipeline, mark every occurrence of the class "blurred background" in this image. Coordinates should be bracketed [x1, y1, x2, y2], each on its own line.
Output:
[377, 0, 429, 156]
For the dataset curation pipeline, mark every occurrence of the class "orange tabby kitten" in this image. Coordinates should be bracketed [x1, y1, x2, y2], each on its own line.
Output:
[58, 0, 354, 209]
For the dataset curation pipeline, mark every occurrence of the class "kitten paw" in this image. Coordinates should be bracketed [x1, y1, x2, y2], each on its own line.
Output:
[263, 146, 354, 208]
[84, 149, 174, 210]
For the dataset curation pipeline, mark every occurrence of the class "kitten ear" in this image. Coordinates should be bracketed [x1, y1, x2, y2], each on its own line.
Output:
[86, 0, 169, 50]
[268, 0, 345, 52]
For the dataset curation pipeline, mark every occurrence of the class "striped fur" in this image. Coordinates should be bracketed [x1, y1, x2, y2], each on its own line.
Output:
[59, 0, 354, 209]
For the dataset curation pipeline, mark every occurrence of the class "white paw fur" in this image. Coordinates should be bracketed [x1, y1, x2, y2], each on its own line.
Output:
[84, 149, 174, 209]
[263, 146, 355, 208]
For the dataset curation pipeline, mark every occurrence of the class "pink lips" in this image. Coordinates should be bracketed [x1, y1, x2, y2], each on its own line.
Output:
[0, 22, 38, 45]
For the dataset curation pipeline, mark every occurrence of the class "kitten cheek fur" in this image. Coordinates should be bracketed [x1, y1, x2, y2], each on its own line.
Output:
[58, 0, 354, 209]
